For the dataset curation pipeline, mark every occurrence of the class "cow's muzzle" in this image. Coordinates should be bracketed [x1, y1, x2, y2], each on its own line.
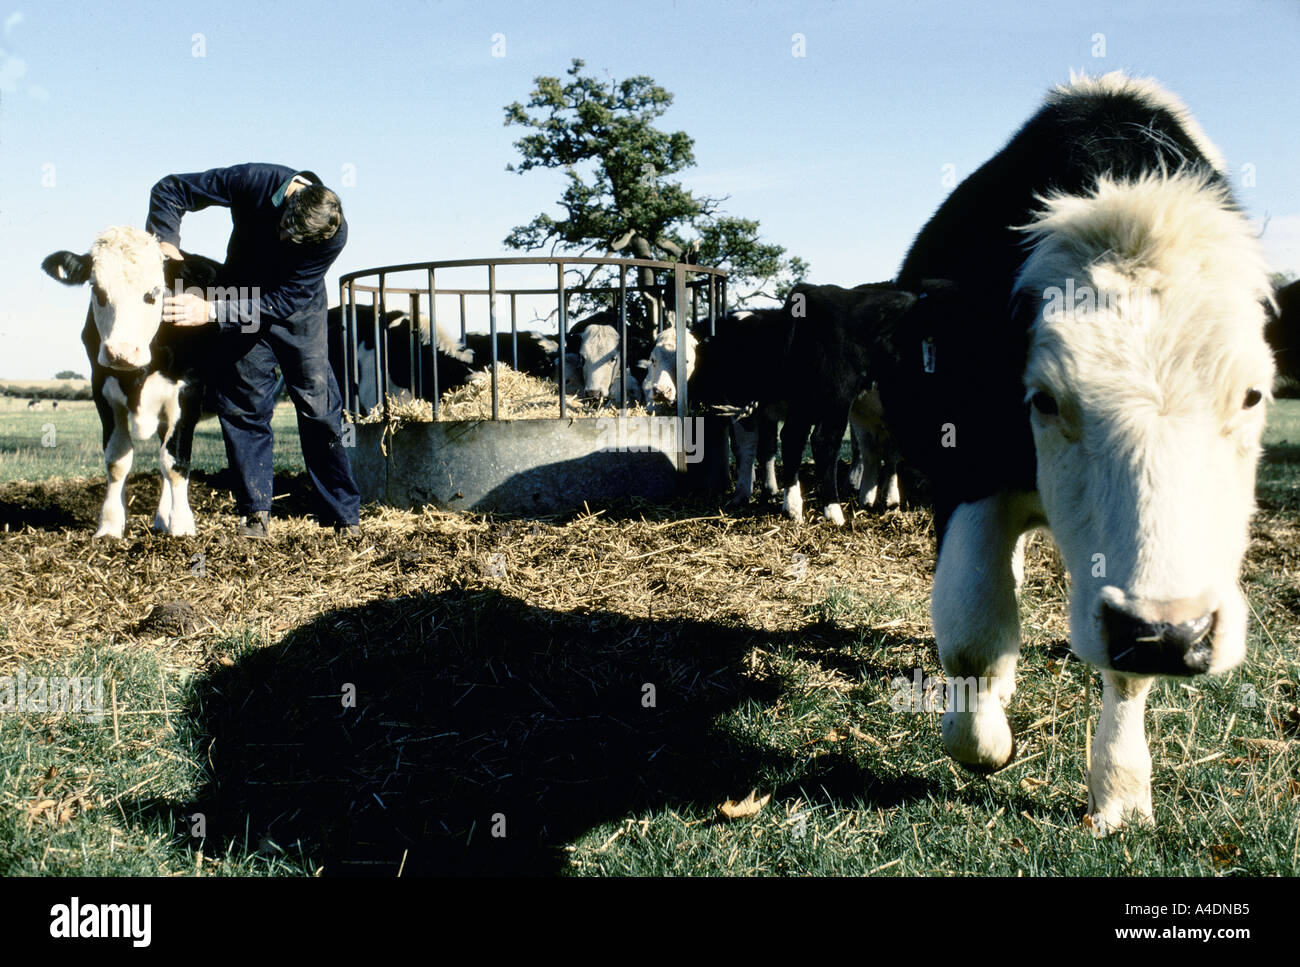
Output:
[1099, 589, 1216, 676]
[101, 342, 150, 371]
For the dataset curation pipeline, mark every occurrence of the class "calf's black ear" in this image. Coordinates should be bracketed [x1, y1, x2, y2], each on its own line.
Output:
[168, 256, 220, 290]
[42, 251, 92, 285]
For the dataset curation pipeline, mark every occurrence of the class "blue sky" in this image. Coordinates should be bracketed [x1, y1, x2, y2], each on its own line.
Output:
[3, 0, 1298, 377]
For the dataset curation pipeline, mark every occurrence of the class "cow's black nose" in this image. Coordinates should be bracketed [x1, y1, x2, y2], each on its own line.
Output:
[1101, 600, 1215, 676]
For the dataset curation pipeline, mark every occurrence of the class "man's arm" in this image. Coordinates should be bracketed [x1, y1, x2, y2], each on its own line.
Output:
[145, 164, 286, 249]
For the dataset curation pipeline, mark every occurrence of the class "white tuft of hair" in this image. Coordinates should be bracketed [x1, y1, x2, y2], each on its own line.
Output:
[1015, 169, 1274, 420]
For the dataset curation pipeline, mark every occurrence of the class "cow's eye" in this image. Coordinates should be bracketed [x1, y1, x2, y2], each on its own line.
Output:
[92, 284, 107, 307]
[1030, 390, 1058, 417]
[1242, 387, 1263, 410]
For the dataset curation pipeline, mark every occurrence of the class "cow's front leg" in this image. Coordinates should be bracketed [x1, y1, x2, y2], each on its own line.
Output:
[851, 419, 879, 507]
[1088, 670, 1155, 835]
[810, 408, 850, 526]
[932, 493, 1037, 772]
[757, 409, 780, 498]
[779, 413, 813, 521]
[878, 448, 901, 511]
[157, 387, 199, 537]
[97, 422, 133, 539]
[728, 416, 758, 506]
[154, 467, 173, 532]
[157, 443, 195, 537]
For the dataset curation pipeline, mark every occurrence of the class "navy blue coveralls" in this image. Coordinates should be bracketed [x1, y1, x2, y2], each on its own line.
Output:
[146, 163, 361, 527]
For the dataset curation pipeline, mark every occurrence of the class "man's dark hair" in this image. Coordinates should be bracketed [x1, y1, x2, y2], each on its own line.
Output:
[281, 185, 343, 244]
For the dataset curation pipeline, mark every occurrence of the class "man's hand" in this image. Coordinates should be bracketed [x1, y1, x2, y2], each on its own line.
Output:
[162, 292, 210, 327]
[159, 241, 183, 261]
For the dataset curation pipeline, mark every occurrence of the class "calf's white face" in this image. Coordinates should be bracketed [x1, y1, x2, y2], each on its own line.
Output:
[86, 227, 169, 370]
[643, 327, 698, 406]
[578, 324, 620, 399]
[1018, 175, 1275, 678]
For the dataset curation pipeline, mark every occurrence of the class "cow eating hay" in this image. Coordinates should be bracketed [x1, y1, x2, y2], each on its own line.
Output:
[891, 73, 1276, 833]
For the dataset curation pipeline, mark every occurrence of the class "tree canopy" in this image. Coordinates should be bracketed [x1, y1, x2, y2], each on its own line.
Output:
[503, 59, 807, 317]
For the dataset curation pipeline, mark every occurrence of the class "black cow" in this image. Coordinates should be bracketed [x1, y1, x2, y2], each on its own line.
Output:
[692, 288, 935, 524]
[461, 331, 560, 380]
[1266, 279, 1300, 387]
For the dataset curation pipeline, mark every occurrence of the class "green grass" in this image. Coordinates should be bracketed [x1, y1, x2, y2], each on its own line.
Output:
[0, 398, 305, 483]
[0, 640, 316, 875]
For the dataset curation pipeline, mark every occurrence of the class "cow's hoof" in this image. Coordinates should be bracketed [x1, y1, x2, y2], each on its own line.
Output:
[727, 491, 751, 508]
[823, 503, 845, 526]
[170, 521, 197, 538]
[1087, 801, 1154, 838]
[782, 486, 803, 521]
[942, 706, 1016, 774]
[152, 515, 170, 533]
[93, 526, 124, 540]
[885, 477, 901, 509]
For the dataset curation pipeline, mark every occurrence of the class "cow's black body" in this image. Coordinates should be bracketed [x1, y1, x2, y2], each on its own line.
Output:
[327, 305, 476, 415]
[1266, 279, 1300, 385]
[894, 83, 1230, 544]
[462, 331, 558, 379]
[692, 293, 927, 515]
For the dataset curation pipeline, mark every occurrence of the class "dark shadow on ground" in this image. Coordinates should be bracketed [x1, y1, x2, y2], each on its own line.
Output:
[130, 588, 994, 876]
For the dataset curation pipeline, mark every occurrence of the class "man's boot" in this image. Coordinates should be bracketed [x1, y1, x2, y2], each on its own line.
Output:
[238, 510, 270, 540]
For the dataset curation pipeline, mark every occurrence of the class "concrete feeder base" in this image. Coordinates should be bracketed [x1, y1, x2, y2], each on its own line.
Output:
[349, 416, 731, 515]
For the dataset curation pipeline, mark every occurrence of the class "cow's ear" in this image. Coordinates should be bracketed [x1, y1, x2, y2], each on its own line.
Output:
[170, 256, 219, 290]
[42, 251, 92, 285]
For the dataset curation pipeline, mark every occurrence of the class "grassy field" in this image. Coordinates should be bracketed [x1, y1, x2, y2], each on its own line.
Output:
[0, 396, 305, 483]
[0, 401, 1295, 876]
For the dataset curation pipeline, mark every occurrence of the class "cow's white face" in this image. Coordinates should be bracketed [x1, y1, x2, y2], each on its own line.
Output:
[81, 227, 168, 370]
[1019, 176, 1275, 678]
[643, 327, 697, 406]
[579, 324, 620, 400]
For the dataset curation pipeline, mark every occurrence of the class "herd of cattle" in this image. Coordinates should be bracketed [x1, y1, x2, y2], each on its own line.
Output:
[37, 72, 1300, 834]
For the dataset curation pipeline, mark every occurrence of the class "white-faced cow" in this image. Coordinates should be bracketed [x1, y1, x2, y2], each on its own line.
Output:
[42, 226, 222, 538]
[890, 73, 1275, 833]
[642, 325, 698, 409]
[575, 323, 646, 405]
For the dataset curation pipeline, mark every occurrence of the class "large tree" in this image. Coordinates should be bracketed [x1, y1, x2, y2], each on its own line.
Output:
[503, 59, 807, 326]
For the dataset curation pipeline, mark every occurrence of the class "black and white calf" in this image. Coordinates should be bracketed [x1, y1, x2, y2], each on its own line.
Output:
[327, 305, 475, 415]
[689, 310, 786, 504]
[462, 330, 561, 380]
[689, 300, 914, 520]
[892, 73, 1275, 832]
[42, 226, 222, 538]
